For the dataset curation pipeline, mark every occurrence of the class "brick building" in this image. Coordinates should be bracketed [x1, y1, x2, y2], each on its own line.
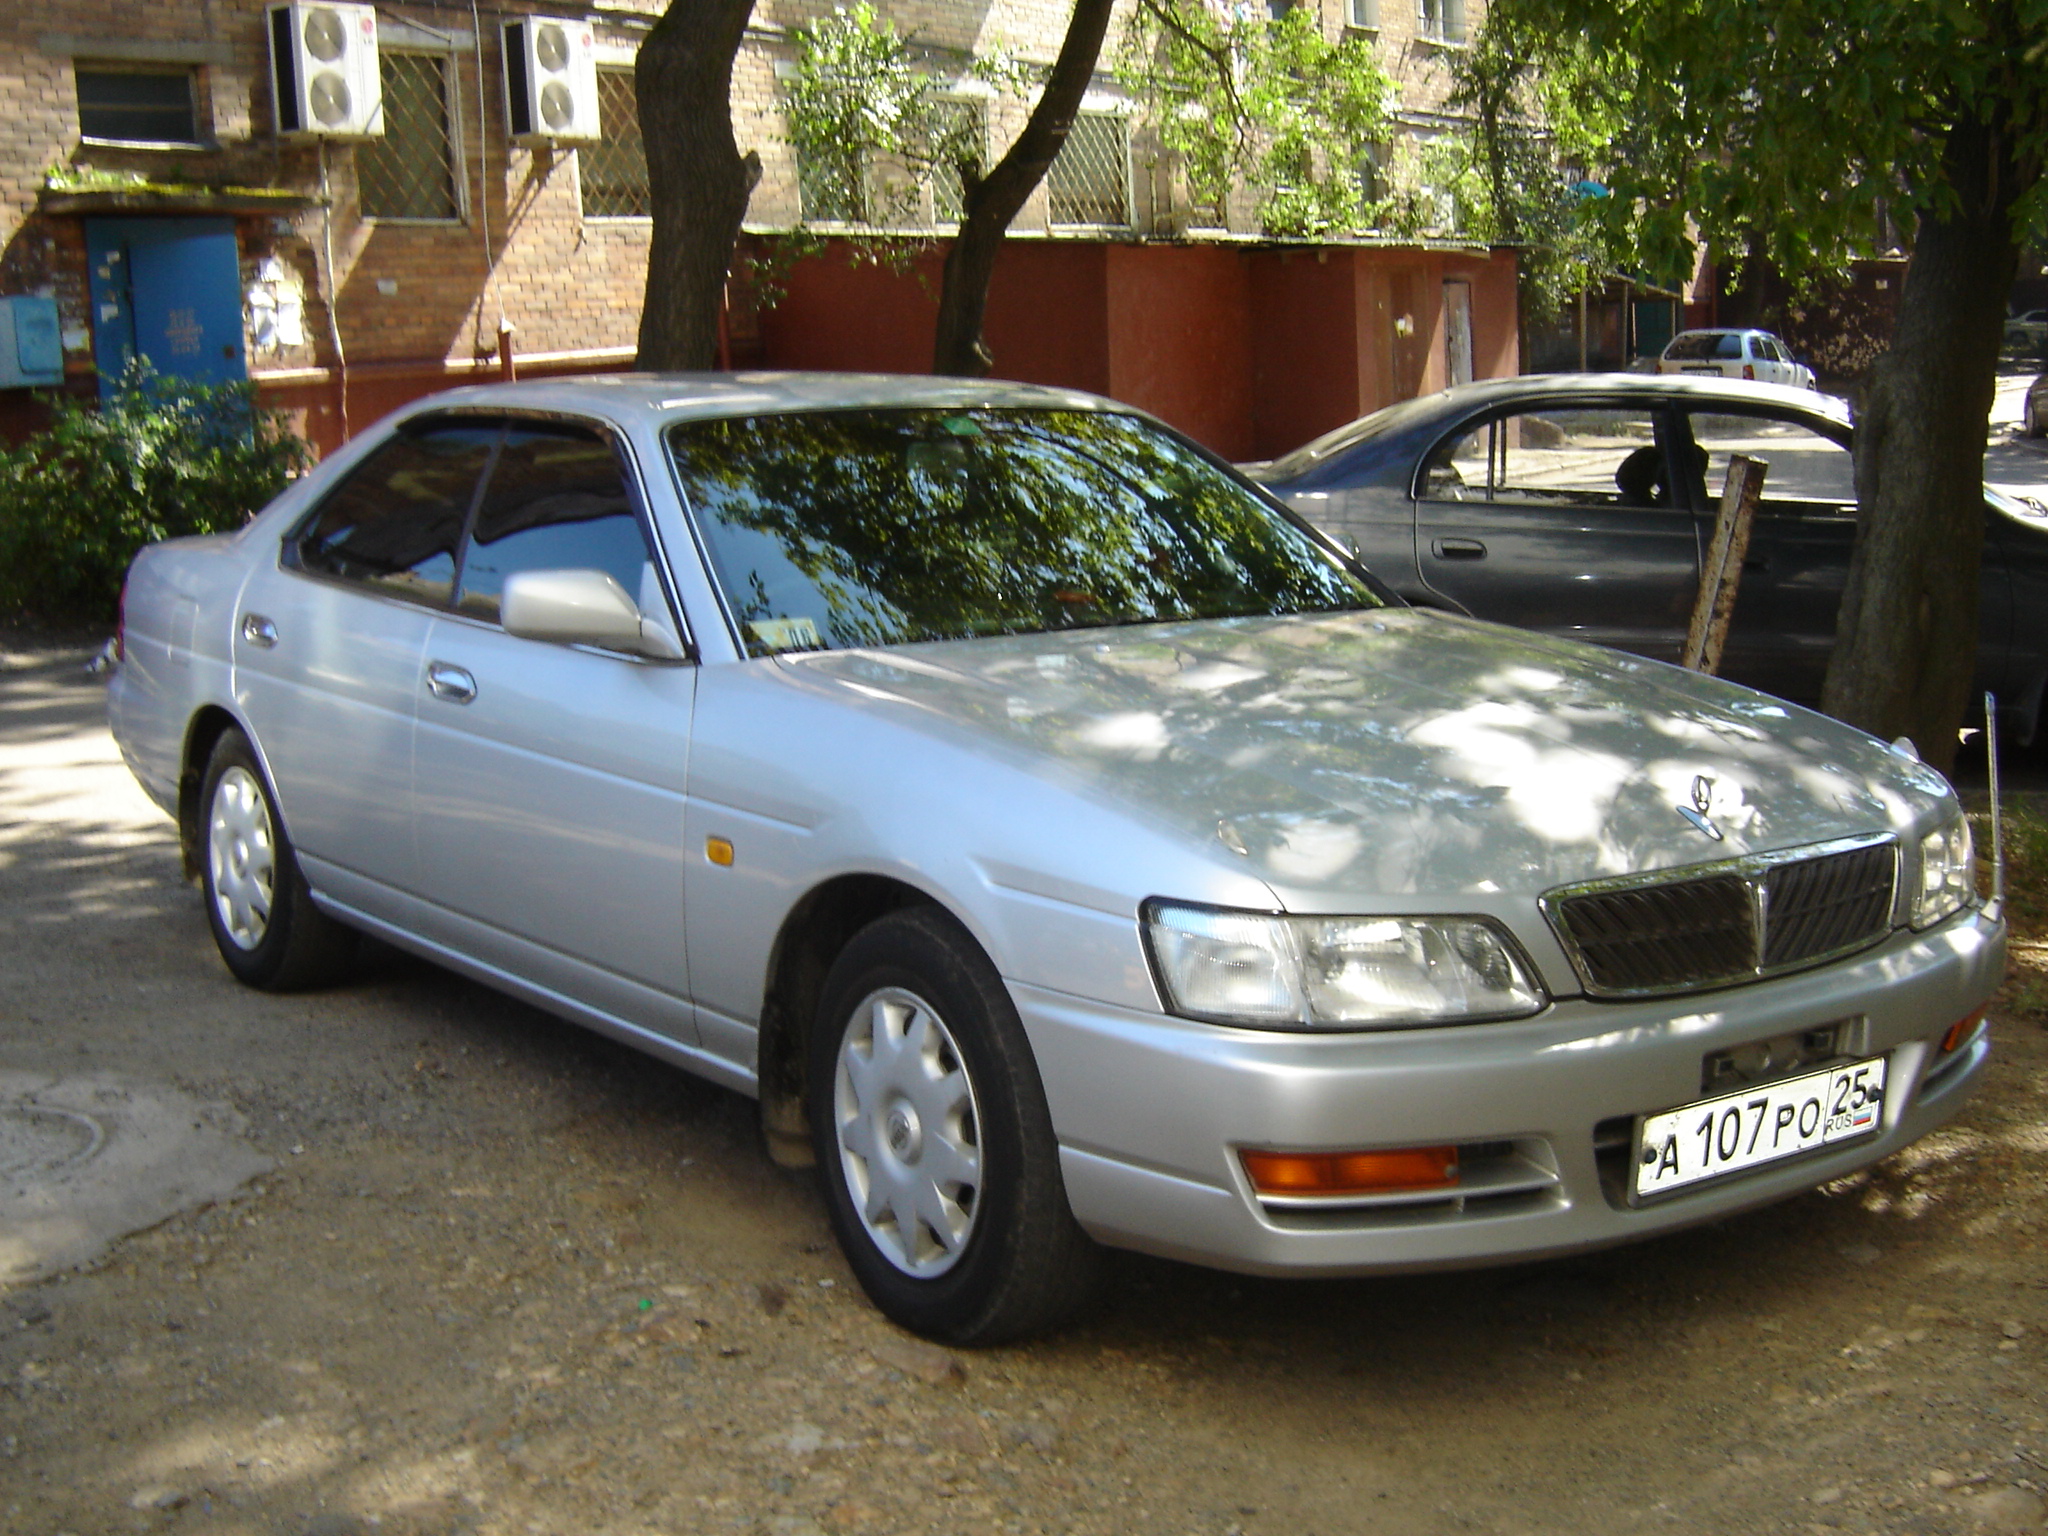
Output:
[0, 0, 1514, 459]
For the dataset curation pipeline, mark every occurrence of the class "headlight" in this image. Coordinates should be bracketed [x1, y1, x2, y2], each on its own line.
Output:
[1143, 902, 1546, 1030]
[1912, 814, 1977, 928]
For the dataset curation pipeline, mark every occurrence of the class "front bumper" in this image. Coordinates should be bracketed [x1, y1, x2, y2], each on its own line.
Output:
[1017, 907, 2002, 1276]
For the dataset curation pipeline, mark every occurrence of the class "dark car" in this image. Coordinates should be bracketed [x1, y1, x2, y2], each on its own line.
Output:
[1246, 374, 2048, 743]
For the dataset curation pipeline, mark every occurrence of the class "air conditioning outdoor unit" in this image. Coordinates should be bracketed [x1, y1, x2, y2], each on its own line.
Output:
[268, 1, 384, 139]
[503, 17, 601, 146]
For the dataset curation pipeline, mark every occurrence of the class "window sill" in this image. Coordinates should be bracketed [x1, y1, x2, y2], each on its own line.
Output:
[361, 216, 466, 228]
[78, 135, 216, 151]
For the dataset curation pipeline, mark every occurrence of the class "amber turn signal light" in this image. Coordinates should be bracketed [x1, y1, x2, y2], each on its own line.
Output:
[1940, 1010, 1984, 1054]
[1240, 1146, 1459, 1197]
[706, 837, 735, 867]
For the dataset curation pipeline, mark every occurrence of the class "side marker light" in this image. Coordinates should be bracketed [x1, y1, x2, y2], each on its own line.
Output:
[706, 837, 735, 867]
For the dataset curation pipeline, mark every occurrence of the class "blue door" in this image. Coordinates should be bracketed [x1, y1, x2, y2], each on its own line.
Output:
[85, 218, 247, 396]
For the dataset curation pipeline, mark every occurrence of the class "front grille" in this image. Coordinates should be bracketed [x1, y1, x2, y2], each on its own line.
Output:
[1545, 836, 1897, 998]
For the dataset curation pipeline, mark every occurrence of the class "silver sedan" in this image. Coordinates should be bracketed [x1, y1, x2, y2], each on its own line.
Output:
[109, 375, 2002, 1342]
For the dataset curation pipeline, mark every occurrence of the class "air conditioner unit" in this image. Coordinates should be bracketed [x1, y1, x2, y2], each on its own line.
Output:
[503, 17, 601, 146]
[268, 1, 383, 139]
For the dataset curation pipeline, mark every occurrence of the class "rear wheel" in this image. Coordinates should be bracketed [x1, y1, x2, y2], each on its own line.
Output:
[199, 729, 356, 990]
[809, 907, 1099, 1343]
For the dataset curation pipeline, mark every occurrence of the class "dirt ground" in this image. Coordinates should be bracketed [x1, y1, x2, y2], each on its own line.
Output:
[1, 637, 2043, 1536]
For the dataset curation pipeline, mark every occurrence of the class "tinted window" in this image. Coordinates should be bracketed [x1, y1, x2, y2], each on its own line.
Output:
[668, 408, 1381, 656]
[1420, 408, 1677, 507]
[1663, 333, 1719, 362]
[455, 424, 652, 622]
[290, 423, 497, 603]
[1717, 333, 1745, 359]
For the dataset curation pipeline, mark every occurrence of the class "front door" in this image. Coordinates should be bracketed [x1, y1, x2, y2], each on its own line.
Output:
[1415, 402, 1702, 660]
[85, 218, 248, 394]
[409, 420, 699, 1041]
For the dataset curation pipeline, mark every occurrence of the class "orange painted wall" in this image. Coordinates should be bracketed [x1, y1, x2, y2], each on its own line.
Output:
[1103, 245, 1256, 460]
[1247, 249, 1361, 461]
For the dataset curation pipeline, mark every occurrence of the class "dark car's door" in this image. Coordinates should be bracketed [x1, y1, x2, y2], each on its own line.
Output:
[1413, 401, 1703, 661]
[1677, 404, 2015, 714]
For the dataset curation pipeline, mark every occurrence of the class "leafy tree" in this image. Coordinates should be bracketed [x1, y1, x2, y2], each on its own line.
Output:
[1490, 0, 2048, 772]
[0, 363, 312, 625]
[1117, 1, 1395, 238]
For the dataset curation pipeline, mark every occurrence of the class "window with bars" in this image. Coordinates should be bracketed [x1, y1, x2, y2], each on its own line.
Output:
[581, 68, 649, 218]
[930, 99, 984, 226]
[359, 50, 460, 222]
[76, 66, 201, 143]
[1046, 111, 1130, 228]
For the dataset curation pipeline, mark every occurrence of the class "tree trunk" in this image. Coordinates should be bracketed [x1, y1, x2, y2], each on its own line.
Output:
[635, 0, 762, 371]
[931, 0, 1118, 377]
[1820, 113, 2028, 776]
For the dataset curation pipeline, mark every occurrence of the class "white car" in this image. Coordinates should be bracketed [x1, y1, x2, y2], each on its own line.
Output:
[1656, 329, 1817, 390]
[108, 374, 2000, 1342]
[2006, 310, 2048, 352]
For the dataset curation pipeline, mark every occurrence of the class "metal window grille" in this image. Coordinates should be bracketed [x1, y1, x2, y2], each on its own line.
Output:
[359, 51, 459, 222]
[798, 147, 864, 224]
[581, 69, 649, 218]
[930, 99, 983, 226]
[1047, 111, 1131, 228]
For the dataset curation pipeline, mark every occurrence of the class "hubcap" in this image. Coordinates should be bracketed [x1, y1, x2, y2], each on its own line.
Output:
[832, 987, 982, 1279]
[207, 766, 275, 951]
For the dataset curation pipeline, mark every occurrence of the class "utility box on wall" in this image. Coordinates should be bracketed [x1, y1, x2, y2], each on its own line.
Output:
[0, 297, 63, 389]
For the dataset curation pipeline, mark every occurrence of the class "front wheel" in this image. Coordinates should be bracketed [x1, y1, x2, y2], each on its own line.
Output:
[809, 907, 1099, 1343]
[199, 728, 356, 990]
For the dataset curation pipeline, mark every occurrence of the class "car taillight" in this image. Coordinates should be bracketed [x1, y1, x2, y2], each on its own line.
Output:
[1743, 363, 1755, 380]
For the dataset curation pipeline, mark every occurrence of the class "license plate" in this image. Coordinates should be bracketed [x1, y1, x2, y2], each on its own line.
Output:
[1632, 1056, 1887, 1201]
[1680, 364, 1723, 375]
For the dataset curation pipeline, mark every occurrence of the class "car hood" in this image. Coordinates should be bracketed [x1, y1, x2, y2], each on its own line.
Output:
[779, 610, 1955, 902]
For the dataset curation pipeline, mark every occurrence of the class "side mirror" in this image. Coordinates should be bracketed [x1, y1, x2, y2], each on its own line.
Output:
[500, 569, 686, 660]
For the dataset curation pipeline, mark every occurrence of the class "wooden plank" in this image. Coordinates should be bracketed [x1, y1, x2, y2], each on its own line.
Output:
[1681, 453, 1768, 674]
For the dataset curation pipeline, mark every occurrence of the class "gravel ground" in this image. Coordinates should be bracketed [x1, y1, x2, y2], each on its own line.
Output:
[1, 638, 2043, 1536]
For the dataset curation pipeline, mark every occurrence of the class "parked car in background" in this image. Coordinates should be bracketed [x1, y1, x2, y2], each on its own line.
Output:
[110, 375, 1999, 1343]
[2005, 309, 2048, 352]
[1246, 372, 2048, 744]
[1656, 329, 1817, 390]
[2023, 372, 2048, 437]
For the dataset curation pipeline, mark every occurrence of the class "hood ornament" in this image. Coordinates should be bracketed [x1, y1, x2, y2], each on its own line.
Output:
[1677, 774, 1725, 841]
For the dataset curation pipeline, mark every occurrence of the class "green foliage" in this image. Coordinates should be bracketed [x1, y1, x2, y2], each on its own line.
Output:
[784, 3, 989, 234]
[1437, 12, 1630, 322]
[1486, 0, 2048, 292]
[0, 363, 311, 626]
[1118, 0, 1394, 238]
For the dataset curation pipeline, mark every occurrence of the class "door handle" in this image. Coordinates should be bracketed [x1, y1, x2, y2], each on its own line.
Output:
[240, 613, 278, 649]
[425, 662, 477, 704]
[1431, 538, 1487, 560]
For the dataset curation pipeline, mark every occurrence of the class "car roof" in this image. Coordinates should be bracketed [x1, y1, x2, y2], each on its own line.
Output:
[383, 371, 1118, 429]
[1400, 371, 1843, 420]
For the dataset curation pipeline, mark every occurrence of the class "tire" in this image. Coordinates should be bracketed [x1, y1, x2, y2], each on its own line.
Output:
[808, 907, 1100, 1344]
[198, 728, 356, 991]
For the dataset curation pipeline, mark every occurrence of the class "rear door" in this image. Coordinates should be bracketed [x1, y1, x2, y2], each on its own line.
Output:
[1413, 400, 1703, 660]
[235, 418, 496, 905]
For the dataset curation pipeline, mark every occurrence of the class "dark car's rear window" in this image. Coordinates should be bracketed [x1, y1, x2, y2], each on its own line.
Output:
[667, 408, 1383, 656]
[1663, 333, 1747, 362]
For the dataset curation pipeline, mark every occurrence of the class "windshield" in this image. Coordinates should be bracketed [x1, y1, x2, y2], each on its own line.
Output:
[666, 407, 1384, 656]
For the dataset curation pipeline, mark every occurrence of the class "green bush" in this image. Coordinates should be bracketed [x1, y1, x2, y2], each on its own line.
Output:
[0, 362, 312, 626]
